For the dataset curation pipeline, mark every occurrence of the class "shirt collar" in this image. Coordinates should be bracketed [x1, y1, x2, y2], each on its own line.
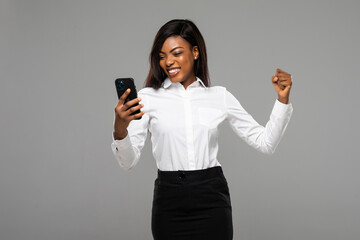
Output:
[162, 77, 206, 89]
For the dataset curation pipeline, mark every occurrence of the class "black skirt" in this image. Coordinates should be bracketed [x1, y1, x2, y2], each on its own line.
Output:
[151, 166, 233, 240]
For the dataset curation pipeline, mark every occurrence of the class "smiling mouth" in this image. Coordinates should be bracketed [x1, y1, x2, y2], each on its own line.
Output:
[167, 68, 180, 77]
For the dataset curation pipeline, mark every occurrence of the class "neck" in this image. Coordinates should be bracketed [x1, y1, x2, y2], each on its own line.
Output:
[181, 76, 197, 90]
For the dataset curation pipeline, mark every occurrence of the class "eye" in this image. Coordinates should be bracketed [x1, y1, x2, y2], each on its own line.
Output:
[173, 52, 183, 56]
[159, 55, 165, 60]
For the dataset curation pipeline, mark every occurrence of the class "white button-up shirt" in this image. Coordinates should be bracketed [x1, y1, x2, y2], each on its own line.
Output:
[111, 77, 293, 171]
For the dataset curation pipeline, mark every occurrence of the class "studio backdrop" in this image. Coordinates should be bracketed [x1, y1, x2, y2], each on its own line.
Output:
[1, 0, 359, 240]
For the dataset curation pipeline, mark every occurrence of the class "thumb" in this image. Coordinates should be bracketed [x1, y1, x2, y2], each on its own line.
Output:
[272, 76, 281, 92]
[283, 84, 292, 95]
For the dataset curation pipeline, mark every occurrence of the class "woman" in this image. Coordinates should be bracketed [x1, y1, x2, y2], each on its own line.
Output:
[111, 19, 293, 240]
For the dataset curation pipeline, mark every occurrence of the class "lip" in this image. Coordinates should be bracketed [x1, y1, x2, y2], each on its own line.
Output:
[167, 67, 181, 77]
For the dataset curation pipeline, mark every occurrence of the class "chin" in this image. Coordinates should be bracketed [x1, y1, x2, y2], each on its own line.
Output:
[169, 75, 183, 83]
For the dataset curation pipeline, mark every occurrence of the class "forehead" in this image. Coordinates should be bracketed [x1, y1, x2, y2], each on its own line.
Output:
[160, 36, 191, 52]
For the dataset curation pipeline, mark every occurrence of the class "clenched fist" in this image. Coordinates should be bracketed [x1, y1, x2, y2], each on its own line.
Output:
[272, 68, 292, 104]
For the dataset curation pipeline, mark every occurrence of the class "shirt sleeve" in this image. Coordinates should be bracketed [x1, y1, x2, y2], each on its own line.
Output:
[110, 95, 149, 170]
[225, 89, 293, 154]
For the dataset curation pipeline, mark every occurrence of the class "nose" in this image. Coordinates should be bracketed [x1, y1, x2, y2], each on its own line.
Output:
[165, 56, 174, 67]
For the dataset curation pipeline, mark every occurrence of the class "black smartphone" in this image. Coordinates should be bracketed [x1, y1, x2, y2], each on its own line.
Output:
[115, 77, 142, 120]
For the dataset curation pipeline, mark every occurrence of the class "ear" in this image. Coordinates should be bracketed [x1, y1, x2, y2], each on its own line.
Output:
[192, 46, 199, 60]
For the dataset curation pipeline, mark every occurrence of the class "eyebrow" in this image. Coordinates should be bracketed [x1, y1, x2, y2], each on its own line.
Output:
[159, 47, 184, 54]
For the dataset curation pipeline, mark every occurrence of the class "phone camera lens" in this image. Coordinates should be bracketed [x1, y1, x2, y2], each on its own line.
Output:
[118, 81, 125, 90]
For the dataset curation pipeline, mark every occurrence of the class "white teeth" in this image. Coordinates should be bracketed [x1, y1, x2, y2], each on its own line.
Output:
[168, 68, 180, 74]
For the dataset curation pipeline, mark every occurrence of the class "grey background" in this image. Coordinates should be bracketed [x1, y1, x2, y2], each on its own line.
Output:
[1, 0, 359, 239]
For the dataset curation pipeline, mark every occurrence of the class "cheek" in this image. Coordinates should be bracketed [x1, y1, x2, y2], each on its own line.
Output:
[180, 56, 193, 67]
[184, 57, 195, 70]
[159, 61, 166, 71]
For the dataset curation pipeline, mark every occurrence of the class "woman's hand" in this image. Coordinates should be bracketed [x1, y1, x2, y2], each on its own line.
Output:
[272, 68, 292, 104]
[113, 89, 145, 140]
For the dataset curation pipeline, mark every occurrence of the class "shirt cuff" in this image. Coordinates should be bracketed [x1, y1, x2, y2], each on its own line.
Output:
[111, 131, 132, 151]
[272, 99, 293, 117]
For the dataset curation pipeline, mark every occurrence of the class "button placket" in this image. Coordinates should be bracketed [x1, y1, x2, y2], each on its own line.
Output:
[183, 88, 196, 170]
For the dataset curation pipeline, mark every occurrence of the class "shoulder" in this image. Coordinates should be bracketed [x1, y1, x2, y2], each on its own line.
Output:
[208, 85, 226, 90]
[204, 85, 227, 95]
[138, 87, 160, 97]
[138, 87, 155, 94]
[206, 85, 240, 106]
[137, 87, 162, 106]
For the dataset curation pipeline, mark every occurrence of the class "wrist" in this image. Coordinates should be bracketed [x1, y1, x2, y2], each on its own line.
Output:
[277, 96, 289, 104]
[113, 129, 128, 140]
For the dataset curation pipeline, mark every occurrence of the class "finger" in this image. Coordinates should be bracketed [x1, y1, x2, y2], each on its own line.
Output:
[278, 81, 285, 90]
[272, 76, 281, 91]
[123, 97, 142, 110]
[272, 75, 279, 83]
[117, 88, 131, 106]
[278, 78, 291, 83]
[276, 68, 289, 74]
[279, 82, 291, 88]
[125, 103, 144, 116]
[278, 74, 292, 81]
[275, 68, 281, 77]
[276, 74, 291, 82]
[272, 76, 283, 87]
[277, 77, 292, 86]
[277, 73, 291, 78]
[279, 80, 293, 92]
[130, 111, 146, 120]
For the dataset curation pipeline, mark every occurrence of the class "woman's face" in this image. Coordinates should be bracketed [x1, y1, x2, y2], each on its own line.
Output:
[159, 36, 199, 88]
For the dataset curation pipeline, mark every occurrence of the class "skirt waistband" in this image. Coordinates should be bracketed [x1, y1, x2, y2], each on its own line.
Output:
[157, 166, 224, 183]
